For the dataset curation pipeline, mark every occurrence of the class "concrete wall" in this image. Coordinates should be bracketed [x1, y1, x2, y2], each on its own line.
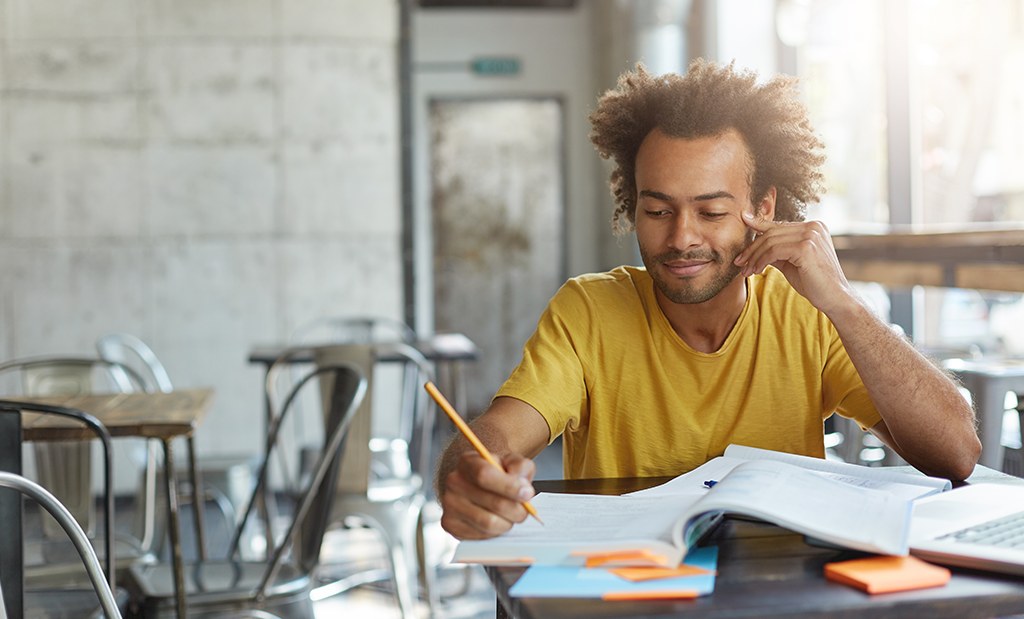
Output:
[412, 4, 605, 414]
[0, 0, 403, 479]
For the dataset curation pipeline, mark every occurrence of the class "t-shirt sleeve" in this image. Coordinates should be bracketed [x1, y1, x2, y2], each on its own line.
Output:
[494, 281, 589, 445]
[821, 319, 883, 430]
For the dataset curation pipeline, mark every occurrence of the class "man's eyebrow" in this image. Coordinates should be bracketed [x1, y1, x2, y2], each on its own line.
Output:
[691, 190, 735, 202]
[638, 189, 736, 203]
[638, 189, 674, 202]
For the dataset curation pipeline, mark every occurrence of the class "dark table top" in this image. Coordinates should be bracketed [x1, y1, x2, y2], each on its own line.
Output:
[487, 477, 1024, 619]
[247, 332, 479, 365]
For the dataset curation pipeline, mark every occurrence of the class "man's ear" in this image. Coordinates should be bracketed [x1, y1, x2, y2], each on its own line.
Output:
[757, 186, 777, 221]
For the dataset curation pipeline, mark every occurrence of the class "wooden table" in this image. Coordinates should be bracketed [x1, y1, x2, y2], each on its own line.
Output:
[833, 227, 1024, 293]
[488, 476, 1024, 619]
[0, 389, 213, 619]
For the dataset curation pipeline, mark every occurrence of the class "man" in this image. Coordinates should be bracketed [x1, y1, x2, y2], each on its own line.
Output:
[436, 60, 981, 541]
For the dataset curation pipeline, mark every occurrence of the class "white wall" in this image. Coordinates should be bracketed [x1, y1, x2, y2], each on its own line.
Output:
[0, 0, 404, 490]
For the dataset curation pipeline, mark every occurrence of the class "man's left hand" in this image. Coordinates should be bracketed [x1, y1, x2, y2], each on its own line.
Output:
[734, 212, 852, 316]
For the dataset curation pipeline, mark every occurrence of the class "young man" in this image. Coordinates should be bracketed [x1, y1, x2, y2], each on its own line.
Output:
[436, 60, 981, 541]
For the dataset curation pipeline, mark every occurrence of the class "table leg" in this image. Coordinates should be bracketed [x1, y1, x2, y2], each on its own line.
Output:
[496, 593, 510, 619]
[976, 377, 1010, 471]
[186, 436, 208, 561]
[956, 372, 1009, 470]
[161, 438, 188, 619]
[0, 409, 23, 618]
[451, 361, 468, 417]
[260, 367, 273, 556]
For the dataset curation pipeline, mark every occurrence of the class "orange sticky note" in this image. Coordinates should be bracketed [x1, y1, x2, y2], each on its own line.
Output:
[824, 555, 951, 594]
[608, 565, 715, 582]
[573, 549, 669, 568]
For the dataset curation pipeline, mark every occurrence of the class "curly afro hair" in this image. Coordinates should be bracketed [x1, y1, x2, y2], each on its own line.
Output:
[589, 59, 826, 235]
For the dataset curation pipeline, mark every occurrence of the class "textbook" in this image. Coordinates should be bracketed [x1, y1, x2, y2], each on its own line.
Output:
[452, 457, 912, 567]
[629, 444, 952, 501]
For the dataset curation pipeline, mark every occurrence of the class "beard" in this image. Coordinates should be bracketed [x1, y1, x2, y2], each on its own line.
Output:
[639, 235, 752, 305]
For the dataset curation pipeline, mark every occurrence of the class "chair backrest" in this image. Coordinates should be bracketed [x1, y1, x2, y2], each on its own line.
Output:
[311, 345, 376, 494]
[96, 333, 174, 393]
[304, 344, 433, 491]
[0, 356, 147, 397]
[282, 317, 416, 483]
[228, 362, 367, 598]
[0, 471, 122, 618]
[0, 400, 117, 591]
[0, 357, 143, 538]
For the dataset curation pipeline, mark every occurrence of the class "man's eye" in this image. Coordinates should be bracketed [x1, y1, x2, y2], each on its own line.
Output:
[703, 212, 728, 219]
[644, 209, 670, 217]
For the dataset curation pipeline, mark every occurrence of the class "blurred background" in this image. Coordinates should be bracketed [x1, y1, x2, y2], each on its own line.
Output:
[1, 0, 1023, 482]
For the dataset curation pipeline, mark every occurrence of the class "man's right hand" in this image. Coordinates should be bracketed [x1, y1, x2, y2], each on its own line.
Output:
[438, 450, 537, 540]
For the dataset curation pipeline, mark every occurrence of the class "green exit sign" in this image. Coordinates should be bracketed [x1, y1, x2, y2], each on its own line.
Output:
[471, 57, 521, 76]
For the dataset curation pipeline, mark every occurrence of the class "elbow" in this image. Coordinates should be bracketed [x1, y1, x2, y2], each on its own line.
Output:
[962, 432, 983, 479]
[944, 433, 982, 482]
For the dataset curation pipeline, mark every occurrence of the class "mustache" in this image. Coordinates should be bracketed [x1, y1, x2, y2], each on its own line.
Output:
[654, 250, 722, 264]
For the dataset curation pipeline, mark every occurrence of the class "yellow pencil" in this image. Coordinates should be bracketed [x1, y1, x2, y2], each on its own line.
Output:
[424, 381, 543, 525]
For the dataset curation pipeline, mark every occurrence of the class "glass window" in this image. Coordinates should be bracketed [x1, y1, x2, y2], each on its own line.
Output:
[914, 0, 1024, 226]
[788, 0, 889, 231]
[783, 0, 1024, 355]
[910, 0, 1024, 355]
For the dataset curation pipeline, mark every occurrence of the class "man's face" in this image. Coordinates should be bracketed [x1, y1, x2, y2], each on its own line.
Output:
[634, 128, 768, 305]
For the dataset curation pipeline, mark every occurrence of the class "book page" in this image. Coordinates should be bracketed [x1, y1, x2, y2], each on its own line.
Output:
[673, 459, 911, 556]
[629, 445, 950, 501]
[452, 491, 705, 566]
[626, 456, 745, 497]
[724, 444, 951, 496]
[496, 492, 700, 544]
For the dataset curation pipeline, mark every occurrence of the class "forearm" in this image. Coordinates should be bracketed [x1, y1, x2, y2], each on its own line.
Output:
[826, 296, 981, 480]
[434, 396, 550, 496]
[435, 419, 511, 496]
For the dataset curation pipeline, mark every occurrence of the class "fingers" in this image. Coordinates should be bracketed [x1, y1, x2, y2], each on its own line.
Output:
[439, 452, 536, 540]
[735, 218, 832, 277]
[502, 453, 537, 489]
[741, 210, 774, 233]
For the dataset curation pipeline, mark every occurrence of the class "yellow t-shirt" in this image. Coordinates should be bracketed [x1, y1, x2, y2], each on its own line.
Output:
[495, 265, 881, 479]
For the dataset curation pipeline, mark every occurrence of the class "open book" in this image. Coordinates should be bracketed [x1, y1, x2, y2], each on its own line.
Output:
[629, 444, 951, 501]
[453, 453, 918, 567]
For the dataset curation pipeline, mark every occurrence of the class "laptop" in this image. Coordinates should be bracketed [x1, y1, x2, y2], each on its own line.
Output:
[910, 482, 1024, 576]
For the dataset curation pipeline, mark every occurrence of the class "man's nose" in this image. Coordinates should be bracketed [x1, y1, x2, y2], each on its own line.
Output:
[666, 213, 702, 250]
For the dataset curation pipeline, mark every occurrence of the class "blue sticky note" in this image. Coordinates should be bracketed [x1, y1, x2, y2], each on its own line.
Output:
[509, 546, 718, 598]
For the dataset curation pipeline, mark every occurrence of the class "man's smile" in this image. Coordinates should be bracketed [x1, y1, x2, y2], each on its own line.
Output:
[660, 259, 713, 277]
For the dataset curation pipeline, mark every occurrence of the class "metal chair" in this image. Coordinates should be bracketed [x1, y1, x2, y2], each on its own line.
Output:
[95, 333, 244, 559]
[125, 363, 367, 618]
[285, 317, 447, 617]
[304, 343, 439, 618]
[0, 399, 125, 618]
[0, 357, 146, 552]
[0, 471, 122, 618]
[96, 333, 174, 394]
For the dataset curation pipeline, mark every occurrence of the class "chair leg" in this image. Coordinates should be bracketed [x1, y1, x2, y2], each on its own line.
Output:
[386, 527, 418, 619]
[417, 509, 441, 616]
[359, 494, 427, 619]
